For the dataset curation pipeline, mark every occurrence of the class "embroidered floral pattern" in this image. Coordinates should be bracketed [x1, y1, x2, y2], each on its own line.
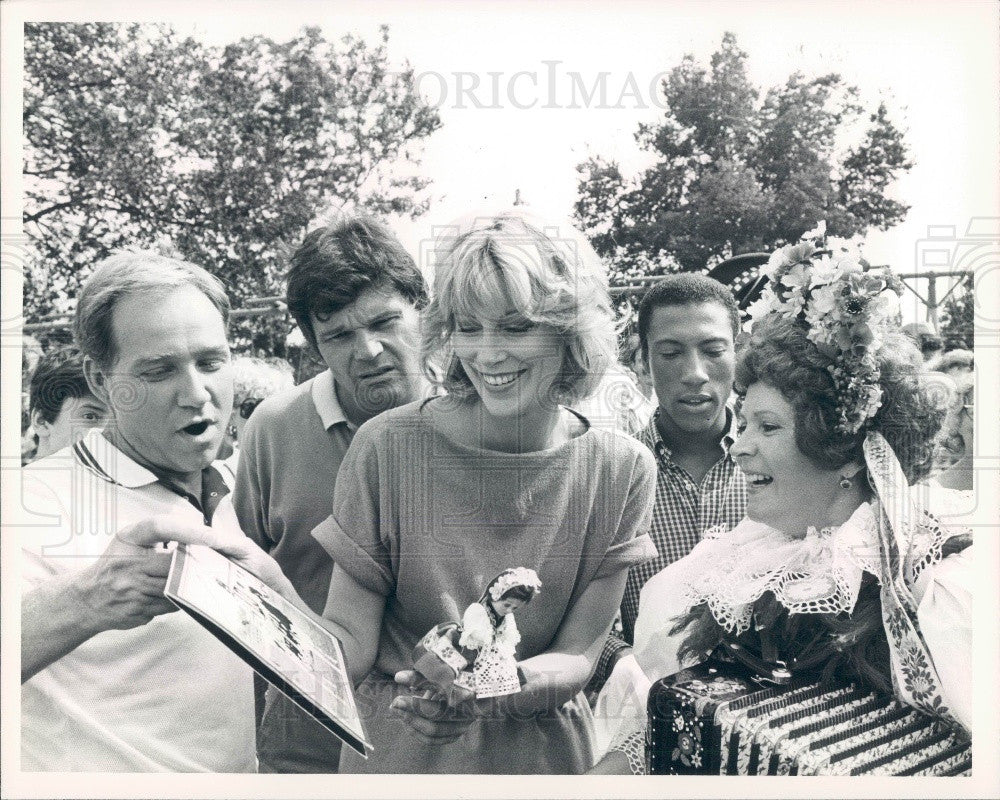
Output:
[669, 705, 705, 770]
[886, 606, 909, 642]
[884, 604, 952, 719]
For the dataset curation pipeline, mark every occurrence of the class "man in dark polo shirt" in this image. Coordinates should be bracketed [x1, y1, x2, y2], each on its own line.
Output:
[234, 214, 430, 772]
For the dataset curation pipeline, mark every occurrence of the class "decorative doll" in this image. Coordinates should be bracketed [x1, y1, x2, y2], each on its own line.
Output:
[412, 567, 542, 703]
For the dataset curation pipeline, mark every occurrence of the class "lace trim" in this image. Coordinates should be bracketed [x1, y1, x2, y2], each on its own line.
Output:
[609, 728, 646, 775]
[864, 434, 951, 587]
[471, 642, 521, 698]
[675, 493, 954, 637]
[675, 503, 883, 633]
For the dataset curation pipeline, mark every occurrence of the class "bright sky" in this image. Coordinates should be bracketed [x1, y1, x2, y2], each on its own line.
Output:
[4, 0, 1000, 313]
[178, 0, 999, 324]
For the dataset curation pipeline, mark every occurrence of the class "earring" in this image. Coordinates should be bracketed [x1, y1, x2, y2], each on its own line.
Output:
[839, 476, 852, 489]
[226, 424, 238, 438]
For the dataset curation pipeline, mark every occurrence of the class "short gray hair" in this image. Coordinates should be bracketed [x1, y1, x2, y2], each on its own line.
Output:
[74, 250, 230, 369]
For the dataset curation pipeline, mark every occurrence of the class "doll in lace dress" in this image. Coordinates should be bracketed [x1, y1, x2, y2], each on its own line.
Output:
[413, 568, 542, 703]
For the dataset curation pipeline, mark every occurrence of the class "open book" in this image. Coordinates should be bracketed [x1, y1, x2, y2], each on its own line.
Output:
[164, 543, 372, 758]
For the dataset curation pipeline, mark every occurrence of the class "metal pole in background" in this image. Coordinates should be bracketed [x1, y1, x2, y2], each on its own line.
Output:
[926, 274, 938, 330]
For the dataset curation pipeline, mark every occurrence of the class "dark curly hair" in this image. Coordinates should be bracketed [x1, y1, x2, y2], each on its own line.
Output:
[671, 302, 956, 695]
[735, 313, 946, 484]
[286, 214, 428, 351]
[29, 345, 93, 424]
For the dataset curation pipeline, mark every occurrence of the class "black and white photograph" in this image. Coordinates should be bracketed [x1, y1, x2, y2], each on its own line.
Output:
[164, 543, 372, 757]
[1, 0, 997, 797]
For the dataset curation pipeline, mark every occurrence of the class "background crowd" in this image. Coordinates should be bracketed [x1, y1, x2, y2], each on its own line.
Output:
[16, 208, 976, 775]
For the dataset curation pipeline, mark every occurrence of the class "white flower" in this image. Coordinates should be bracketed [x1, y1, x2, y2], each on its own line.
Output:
[833, 256, 864, 275]
[781, 263, 811, 291]
[784, 287, 807, 315]
[809, 257, 839, 288]
[746, 292, 778, 324]
[810, 285, 838, 316]
[870, 289, 901, 322]
[764, 248, 789, 279]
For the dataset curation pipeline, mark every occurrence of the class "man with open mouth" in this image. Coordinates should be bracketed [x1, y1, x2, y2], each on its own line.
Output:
[232, 213, 431, 773]
[19, 251, 256, 772]
[590, 274, 748, 707]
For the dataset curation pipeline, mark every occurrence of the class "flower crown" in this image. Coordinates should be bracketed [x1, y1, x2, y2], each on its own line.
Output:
[488, 567, 542, 602]
[746, 242, 904, 435]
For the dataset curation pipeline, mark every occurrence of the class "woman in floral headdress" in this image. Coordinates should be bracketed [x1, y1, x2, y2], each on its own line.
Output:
[590, 243, 973, 774]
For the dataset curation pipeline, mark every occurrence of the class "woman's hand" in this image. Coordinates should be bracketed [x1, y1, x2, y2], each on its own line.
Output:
[390, 670, 479, 745]
[586, 750, 632, 774]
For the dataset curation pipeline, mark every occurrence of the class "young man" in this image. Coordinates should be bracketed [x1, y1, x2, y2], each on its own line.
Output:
[19, 252, 256, 772]
[25, 345, 109, 462]
[592, 274, 748, 687]
[234, 214, 430, 773]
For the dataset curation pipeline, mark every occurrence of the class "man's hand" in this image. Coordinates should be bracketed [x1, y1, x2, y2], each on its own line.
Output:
[390, 670, 479, 745]
[117, 515, 294, 600]
[75, 523, 178, 631]
[23, 515, 199, 682]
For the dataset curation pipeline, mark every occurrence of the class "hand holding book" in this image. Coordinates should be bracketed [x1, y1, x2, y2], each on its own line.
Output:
[164, 543, 373, 757]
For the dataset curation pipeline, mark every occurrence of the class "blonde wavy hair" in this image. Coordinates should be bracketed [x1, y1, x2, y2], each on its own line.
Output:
[421, 213, 617, 405]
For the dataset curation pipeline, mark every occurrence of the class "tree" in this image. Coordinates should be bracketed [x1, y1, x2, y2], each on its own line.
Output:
[575, 32, 913, 280]
[939, 274, 974, 351]
[23, 23, 441, 354]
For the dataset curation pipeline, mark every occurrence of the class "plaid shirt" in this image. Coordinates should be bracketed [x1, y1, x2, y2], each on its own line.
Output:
[592, 407, 747, 688]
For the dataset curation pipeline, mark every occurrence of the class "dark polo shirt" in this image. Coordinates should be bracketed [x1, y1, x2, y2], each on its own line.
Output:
[234, 370, 356, 773]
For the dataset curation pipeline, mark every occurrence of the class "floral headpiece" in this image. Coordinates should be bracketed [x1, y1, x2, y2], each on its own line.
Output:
[746, 242, 904, 435]
[487, 567, 542, 602]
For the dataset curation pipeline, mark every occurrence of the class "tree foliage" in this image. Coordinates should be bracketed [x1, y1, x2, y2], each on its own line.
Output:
[23, 22, 441, 354]
[939, 274, 974, 351]
[575, 32, 914, 280]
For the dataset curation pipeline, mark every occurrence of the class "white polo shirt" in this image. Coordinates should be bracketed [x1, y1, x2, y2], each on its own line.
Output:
[18, 430, 256, 772]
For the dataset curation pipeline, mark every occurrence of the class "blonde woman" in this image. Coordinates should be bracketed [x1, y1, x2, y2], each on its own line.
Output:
[177, 212, 657, 773]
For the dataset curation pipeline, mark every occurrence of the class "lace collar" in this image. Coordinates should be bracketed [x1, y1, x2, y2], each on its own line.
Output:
[675, 502, 882, 634]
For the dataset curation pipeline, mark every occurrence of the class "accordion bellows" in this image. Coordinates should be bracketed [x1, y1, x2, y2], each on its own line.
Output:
[647, 662, 971, 776]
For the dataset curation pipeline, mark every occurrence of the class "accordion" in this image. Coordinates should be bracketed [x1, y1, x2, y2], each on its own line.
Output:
[647, 661, 971, 776]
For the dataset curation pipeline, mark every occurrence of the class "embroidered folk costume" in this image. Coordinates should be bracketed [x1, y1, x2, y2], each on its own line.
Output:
[413, 568, 542, 702]
[593, 242, 972, 773]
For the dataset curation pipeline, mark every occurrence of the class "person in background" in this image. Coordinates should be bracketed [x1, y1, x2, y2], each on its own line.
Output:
[24, 345, 109, 463]
[234, 213, 431, 773]
[21, 335, 46, 462]
[589, 275, 747, 696]
[902, 321, 943, 363]
[925, 370, 975, 500]
[19, 250, 255, 772]
[217, 356, 294, 478]
[927, 347, 973, 378]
